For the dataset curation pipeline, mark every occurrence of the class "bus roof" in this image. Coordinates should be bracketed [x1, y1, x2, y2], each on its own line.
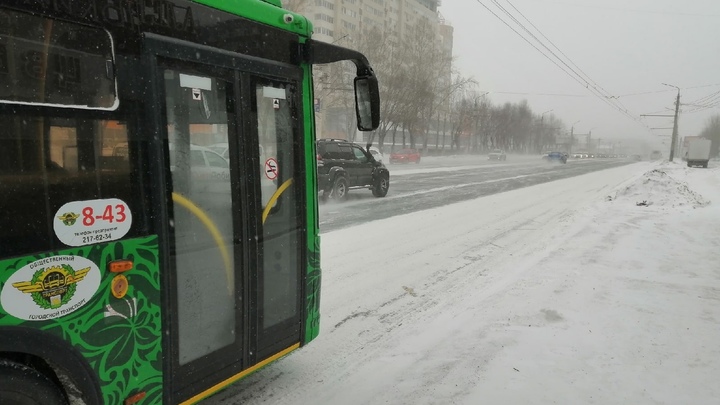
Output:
[195, 0, 312, 36]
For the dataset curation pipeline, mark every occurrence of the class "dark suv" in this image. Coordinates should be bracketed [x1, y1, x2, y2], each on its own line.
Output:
[316, 139, 390, 201]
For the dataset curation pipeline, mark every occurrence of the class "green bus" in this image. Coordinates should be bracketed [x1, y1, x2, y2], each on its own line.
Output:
[0, 1, 379, 404]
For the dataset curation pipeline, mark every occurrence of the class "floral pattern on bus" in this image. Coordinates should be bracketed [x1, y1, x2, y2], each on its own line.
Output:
[0, 236, 162, 405]
[305, 236, 321, 343]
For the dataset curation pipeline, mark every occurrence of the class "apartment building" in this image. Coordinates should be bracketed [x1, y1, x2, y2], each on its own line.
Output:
[284, 0, 453, 140]
[307, 0, 443, 45]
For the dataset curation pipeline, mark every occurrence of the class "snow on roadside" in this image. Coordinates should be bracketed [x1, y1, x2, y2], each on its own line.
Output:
[463, 161, 720, 405]
[608, 164, 710, 209]
[211, 161, 720, 405]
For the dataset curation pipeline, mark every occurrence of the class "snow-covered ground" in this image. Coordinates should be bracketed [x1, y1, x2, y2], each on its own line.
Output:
[214, 160, 720, 405]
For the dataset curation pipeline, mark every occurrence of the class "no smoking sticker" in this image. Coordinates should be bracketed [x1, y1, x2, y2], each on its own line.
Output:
[264, 158, 278, 180]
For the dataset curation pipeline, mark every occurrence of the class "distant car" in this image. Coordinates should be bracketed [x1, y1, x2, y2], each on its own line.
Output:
[543, 151, 567, 164]
[368, 147, 384, 163]
[389, 148, 421, 164]
[631, 154, 642, 161]
[208, 142, 265, 161]
[488, 149, 507, 161]
[167, 144, 231, 196]
[208, 142, 230, 159]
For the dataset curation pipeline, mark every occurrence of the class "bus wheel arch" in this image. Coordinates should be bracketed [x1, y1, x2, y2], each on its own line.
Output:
[0, 327, 103, 405]
[0, 358, 68, 404]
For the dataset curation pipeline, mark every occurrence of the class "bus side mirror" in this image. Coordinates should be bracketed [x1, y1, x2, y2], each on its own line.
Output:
[354, 75, 380, 131]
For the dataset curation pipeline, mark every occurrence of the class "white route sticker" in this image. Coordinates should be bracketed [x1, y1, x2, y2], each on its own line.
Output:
[53, 198, 132, 246]
[0, 256, 101, 321]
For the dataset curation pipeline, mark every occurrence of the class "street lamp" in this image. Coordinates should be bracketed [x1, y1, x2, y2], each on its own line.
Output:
[537, 110, 553, 153]
[571, 120, 581, 134]
[470, 92, 490, 152]
[587, 127, 596, 154]
[568, 120, 580, 155]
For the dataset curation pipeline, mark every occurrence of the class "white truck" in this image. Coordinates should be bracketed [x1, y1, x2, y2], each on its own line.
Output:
[686, 138, 711, 168]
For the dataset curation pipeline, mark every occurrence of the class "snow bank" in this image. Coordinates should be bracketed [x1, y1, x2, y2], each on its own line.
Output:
[608, 164, 710, 209]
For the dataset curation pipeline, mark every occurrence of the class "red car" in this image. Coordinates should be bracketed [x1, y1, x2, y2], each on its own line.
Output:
[389, 148, 421, 164]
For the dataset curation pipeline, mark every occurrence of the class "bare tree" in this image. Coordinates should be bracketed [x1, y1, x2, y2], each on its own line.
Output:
[699, 114, 720, 157]
[447, 93, 566, 154]
[281, 0, 311, 14]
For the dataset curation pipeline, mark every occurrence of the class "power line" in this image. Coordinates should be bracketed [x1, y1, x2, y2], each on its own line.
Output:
[683, 93, 720, 113]
[616, 89, 674, 98]
[532, 1, 720, 17]
[642, 108, 673, 115]
[615, 83, 720, 98]
[687, 82, 720, 89]
[473, 0, 647, 129]
[684, 99, 720, 113]
[685, 89, 720, 107]
[490, 0, 643, 125]
[487, 91, 587, 97]
[501, 0, 617, 101]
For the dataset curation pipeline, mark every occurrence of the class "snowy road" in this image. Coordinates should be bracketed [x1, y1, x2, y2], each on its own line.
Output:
[319, 155, 633, 232]
[208, 160, 720, 405]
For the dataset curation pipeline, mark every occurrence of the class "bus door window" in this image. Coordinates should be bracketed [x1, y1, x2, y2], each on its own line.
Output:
[254, 82, 302, 334]
[164, 70, 237, 365]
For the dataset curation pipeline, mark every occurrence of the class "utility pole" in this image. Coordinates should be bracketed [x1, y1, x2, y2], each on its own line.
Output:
[670, 89, 680, 161]
[540, 110, 553, 153]
[570, 120, 580, 155]
[662, 83, 681, 161]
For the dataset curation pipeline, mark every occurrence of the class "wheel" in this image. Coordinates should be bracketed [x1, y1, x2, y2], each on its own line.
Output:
[0, 360, 67, 405]
[330, 176, 349, 201]
[372, 174, 389, 197]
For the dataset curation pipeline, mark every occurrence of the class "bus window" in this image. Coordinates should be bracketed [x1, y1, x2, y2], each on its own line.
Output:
[164, 69, 236, 365]
[0, 115, 139, 257]
[254, 81, 301, 332]
[0, 8, 117, 109]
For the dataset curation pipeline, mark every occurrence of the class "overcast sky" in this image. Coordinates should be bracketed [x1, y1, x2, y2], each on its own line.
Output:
[439, 0, 720, 150]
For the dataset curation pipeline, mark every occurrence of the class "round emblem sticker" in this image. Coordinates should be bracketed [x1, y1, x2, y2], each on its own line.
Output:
[0, 256, 101, 321]
[53, 198, 132, 246]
